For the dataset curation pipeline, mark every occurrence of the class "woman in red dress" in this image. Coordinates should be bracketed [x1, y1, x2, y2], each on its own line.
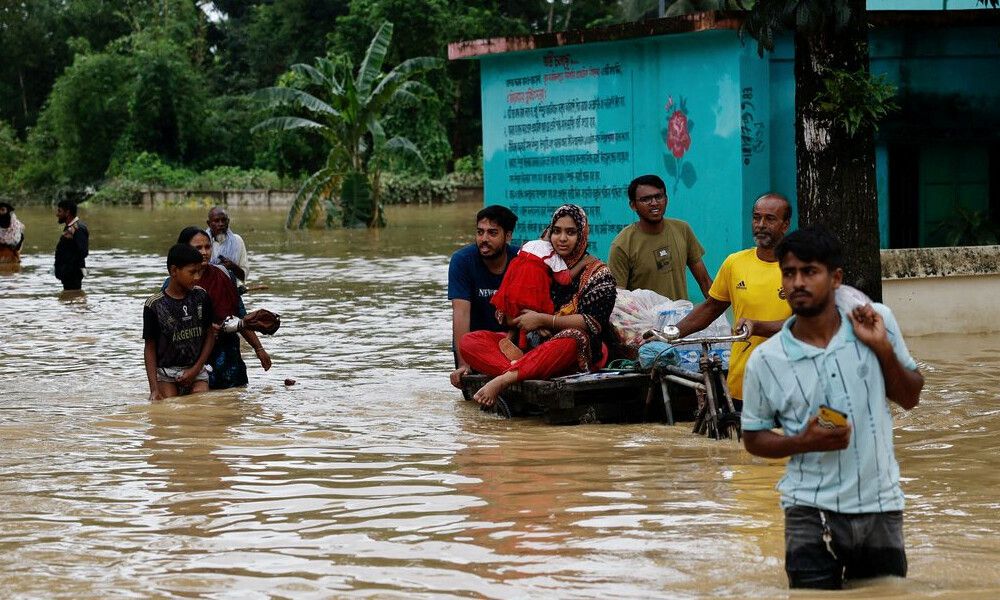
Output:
[459, 204, 617, 406]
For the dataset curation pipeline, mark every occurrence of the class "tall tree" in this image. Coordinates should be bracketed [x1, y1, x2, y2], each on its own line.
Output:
[743, 0, 1000, 300]
[743, 1, 889, 301]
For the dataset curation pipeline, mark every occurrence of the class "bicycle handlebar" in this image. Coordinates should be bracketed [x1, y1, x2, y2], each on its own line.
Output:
[643, 325, 751, 346]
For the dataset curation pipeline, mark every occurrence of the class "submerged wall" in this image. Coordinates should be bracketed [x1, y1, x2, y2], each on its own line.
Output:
[141, 189, 296, 208]
[881, 245, 1000, 335]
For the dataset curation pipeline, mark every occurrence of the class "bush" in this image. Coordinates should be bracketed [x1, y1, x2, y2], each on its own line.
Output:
[189, 166, 288, 189]
[89, 178, 145, 205]
[109, 152, 195, 187]
[450, 146, 483, 186]
[380, 173, 455, 205]
[0, 121, 25, 192]
[91, 152, 299, 205]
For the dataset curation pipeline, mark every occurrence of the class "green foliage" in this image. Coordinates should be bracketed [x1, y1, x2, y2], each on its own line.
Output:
[740, 0, 854, 56]
[109, 152, 196, 187]
[0, 121, 25, 190]
[122, 38, 208, 162]
[341, 170, 375, 228]
[189, 166, 286, 190]
[0, 0, 129, 135]
[814, 69, 898, 137]
[92, 152, 292, 205]
[381, 173, 456, 205]
[14, 31, 211, 187]
[450, 147, 484, 186]
[253, 21, 443, 228]
[36, 51, 134, 185]
[933, 207, 1000, 247]
[88, 178, 145, 205]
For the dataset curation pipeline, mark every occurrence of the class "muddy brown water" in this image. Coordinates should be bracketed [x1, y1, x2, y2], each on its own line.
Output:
[1, 204, 998, 598]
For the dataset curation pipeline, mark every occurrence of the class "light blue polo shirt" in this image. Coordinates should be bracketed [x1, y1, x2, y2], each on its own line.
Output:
[742, 303, 918, 514]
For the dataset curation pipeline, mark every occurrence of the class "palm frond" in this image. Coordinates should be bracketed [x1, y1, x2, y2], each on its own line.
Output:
[252, 87, 338, 116]
[286, 168, 331, 229]
[250, 116, 325, 134]
[383, 136, 424, 168]
[357, 21, 394, 97]
[369, 57, 443, 102]
[290, 62, 329, 87]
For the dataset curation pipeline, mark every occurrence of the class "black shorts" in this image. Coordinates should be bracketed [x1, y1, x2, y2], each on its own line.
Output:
[784, 505, 907, 590]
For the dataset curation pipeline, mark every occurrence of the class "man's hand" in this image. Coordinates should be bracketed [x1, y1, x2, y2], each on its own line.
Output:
[734, 318, 755, 337]
[848, 304, 891, 353]
[148, 389, 163, 402]
[450, 365, 469, 389]
[798, 415, 851, 452]
[176, 368, 197, 387]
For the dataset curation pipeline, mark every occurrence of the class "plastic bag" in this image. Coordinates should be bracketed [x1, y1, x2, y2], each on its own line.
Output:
[614, 290, 732, 371]
[835, 285, 872, 313]
[611, 288, 690, 348]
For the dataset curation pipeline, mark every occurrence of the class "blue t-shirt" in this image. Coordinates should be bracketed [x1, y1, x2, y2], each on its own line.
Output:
[447, 243, 518, 333]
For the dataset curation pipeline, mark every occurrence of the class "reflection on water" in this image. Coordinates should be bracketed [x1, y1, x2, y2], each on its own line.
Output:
[1, 204, 999, 598]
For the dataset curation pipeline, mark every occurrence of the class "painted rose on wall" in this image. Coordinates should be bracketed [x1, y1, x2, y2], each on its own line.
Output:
[663, 96, 697, 194]
[667, 109, 690, 158]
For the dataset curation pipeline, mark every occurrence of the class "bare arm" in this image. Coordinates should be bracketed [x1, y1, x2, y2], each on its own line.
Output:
[743, 416, 852, 459]
[675, 296, 730, 338]
[514, 310, 586, 333]
[144, 339, 162, 401]
[849, 305, 923, 410]
[219, 256, 246, 282]
[241, 328, 272, 371]
[877, 348, 923, 410]
[450, 299, 472, 388]
[607, 242, 629, 289]
[735, 318, 786, 338]
[688, 259, 713, 299]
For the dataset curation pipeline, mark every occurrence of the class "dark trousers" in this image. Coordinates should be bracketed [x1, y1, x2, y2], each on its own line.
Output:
[59, 268, 84, 290]
[784, 505, 907, 589]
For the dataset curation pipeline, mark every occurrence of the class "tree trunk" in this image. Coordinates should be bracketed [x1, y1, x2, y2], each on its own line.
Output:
[18, 70, 29, 129]
[793, 0, 883, 301]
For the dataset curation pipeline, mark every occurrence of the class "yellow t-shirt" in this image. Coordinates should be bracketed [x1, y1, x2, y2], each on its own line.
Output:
[608, 219, 705, 301]
[708, 248, 791, 400]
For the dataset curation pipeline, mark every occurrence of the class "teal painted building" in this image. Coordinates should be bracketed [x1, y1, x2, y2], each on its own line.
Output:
[451, 5, 1000, 299]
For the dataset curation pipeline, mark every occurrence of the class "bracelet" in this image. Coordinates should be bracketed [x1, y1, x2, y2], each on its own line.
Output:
[252, 345, 263, 352]
[551, 314, 557, 329]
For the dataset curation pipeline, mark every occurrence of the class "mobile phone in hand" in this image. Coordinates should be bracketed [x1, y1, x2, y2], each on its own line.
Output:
[818, 405, 849, 429]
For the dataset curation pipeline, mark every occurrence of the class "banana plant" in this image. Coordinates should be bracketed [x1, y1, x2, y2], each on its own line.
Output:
[252, 21, 441, 228]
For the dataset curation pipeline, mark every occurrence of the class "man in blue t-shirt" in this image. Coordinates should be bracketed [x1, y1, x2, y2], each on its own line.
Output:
[448, 205, 518, 388]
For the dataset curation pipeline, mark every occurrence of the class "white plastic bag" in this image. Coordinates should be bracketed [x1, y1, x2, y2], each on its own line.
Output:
[611, 289, 731, 350]
[610, 288, 684, 347]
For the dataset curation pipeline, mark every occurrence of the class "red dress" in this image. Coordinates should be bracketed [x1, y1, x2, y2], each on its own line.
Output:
[491, 252, 573, 349]
[491, 252, 554, 319]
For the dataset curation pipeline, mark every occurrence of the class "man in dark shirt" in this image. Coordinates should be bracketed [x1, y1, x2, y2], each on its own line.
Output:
[448, 205, 518, 388]
[54, 199, 89, 291]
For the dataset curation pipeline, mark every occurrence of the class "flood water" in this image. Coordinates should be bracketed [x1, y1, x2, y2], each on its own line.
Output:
[1, 203, 998, 599]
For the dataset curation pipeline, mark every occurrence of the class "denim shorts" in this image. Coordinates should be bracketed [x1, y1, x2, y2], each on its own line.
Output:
[784, 505, 907, 589]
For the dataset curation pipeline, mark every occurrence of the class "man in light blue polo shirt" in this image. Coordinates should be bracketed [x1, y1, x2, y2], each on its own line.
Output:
[741, 226, 924, 590]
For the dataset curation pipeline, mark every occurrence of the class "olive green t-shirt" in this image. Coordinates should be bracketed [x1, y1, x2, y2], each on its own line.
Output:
[608, 219, 705, 300]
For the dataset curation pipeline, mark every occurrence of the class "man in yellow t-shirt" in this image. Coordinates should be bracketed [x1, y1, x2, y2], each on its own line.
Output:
[674, 193, 793, 405]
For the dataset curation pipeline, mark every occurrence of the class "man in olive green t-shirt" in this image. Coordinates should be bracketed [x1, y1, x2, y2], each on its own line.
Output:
[608, 174, 713, 300]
